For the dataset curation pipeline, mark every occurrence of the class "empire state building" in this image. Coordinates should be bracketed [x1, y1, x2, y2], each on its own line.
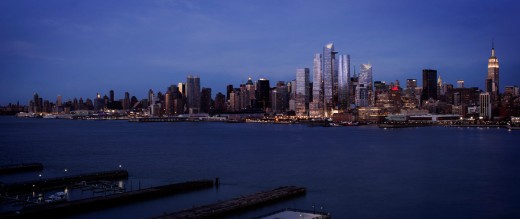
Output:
[486, 43, 499, 98]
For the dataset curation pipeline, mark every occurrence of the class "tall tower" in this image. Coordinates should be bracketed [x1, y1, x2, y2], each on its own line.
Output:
[421, 69, 438, 102]
[338, 54, 351, 110]
[295, 68, 310, 117]
[323, 43, 337, 116]
[310, 53, 323, 117]
[486, 41, 500, 98]
[186, 75, 201, 114]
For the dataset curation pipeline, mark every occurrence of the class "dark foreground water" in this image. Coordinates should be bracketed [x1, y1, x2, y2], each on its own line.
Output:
[1, 116, 520, 218]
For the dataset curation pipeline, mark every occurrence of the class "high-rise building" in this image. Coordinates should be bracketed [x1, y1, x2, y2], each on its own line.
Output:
[421, 69, 438, 102]
[272, 81, 289, 114]
[109, 90, 114, 103]
[56, 95, 62, 107]
[200, 87, 212, 113]
[226, 84, 233, 101]
[256, 78, 270, 110]
[214, 92, 226, 113]
[480, 92, 492, 119]
[486, 42, 500, 98]
[165, 91, 173, 115]
[123, 92, 130, 110]
[457, 80, 465, 88]
[338, 54, 350, 110]
[310, 53, 323, 117]
[229, 89, 241, 112]
[323, 43, 337, 116]
[186, 75, 201, 114]
[356, 63, 373, 107]
[148, 89, 154, 106]
[295, 68, 310, 117]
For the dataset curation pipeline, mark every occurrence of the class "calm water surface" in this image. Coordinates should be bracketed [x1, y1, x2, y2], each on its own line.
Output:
[1, 116, 519, 218]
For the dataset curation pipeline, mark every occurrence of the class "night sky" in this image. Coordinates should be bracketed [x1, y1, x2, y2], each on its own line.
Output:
[1, 0, 519, 105]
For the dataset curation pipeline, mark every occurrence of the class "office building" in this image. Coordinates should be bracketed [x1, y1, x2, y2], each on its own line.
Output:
[186, 75, 201, 114]
[295, 68, 310, 116]
[421, 69, 438, 101]
[338, 54, 350, 110]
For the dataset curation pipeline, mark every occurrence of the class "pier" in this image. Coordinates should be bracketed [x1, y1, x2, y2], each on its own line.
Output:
[1, 170, 129, 194]
[154, 186, 306, 219]
[0, 163, 43, 175]
[0, 180, 214, 218]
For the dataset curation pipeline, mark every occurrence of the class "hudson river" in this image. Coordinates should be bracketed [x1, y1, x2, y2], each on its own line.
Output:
[1, 116, 519, 218]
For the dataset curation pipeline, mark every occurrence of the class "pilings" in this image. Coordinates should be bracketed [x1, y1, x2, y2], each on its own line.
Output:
[2, 170, 129, 194]
[154, 186, 306, 219]
[1, 180, 214, 218]
[0, 163, 43, 175]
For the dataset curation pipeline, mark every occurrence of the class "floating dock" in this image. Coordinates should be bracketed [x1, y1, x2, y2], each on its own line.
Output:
[0, 163, 43, 175]
[1, 170, 129, 194]
[153, 186, 306, 219]
[0, 180, 214, 218]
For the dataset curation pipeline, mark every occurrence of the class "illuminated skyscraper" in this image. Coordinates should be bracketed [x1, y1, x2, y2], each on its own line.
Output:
[486, 42, 499, 98]
[356, 63, 373, 107]
[457, 80, 465, 88]
[323, 43, 337, 116]
[480, 92, 491, 119]
[338, 54, 350, 110]
[310, 53, 323, 117]
[295, 68, 310, 117]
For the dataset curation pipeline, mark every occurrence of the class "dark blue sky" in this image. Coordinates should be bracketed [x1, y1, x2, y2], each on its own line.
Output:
[1, 0, 519, 105]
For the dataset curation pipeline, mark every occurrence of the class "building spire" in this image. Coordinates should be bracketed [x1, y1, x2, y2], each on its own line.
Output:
[491, 39, 495, 57]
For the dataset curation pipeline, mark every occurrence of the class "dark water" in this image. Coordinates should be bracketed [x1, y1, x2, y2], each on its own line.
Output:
[1, 116, 520, 218]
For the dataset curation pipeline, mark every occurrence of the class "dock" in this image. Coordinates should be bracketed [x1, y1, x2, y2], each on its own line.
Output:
[0, 163, 43, 175]
[0, 180, 214, 218]
[1, 170, 129, 194]
[154, 186, 306, 219]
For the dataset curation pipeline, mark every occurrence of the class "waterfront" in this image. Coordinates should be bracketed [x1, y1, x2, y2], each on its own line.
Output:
[1, 116, 520, 218]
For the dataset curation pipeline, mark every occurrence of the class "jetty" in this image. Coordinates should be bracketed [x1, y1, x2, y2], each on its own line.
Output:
[153, 186, 306, 219]
[1, 170, 129, 194]
[0, 180, 214, 218]
[0, 163, 43, 175]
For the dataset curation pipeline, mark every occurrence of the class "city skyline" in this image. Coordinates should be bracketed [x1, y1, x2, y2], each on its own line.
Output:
[1, 0, 520, 105]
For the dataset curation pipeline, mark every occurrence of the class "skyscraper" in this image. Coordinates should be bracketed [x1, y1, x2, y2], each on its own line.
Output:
[356, 63, 373, 107]
[109, 90, 114, 103]
[310, 53, 323, 117]
[480, 92, 491, 119]
[338, 54, 350, 110]
[256, 78, 270, 110]
[200, 87, 212, 113]
[457, 80, 465, 88]
[323, 43, 337, 116]
[486, 42, 499, 98]
[295, 68, 310, 117]
[421, 69, 438, 102]
[186, 75, 201, 114]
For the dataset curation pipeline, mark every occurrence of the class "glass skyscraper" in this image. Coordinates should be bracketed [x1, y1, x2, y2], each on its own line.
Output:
[296, 68, 310, 117]
[338, 54, 350, 110]
[323, 43, 337, 116]
[186, 75, 201, 114]
[310, 53, 323, 117]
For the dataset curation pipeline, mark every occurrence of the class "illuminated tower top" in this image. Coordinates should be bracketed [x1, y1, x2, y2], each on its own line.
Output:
[487, 41, 499, 97]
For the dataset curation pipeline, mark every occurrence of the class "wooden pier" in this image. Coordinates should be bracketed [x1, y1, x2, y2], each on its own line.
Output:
[154, 186, 306, 219]
[1, 170, 129, 194]
[0, 180, 214, 218]
[0, 163, 43, 175]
